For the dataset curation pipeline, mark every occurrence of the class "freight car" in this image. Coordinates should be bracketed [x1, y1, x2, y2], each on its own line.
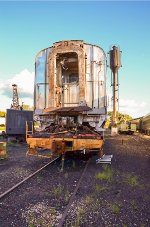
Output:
[6, 109, 33, 141]
[118, 122, 136, 135]
[26, 40, 107, 160]
[140, 113, 150, 135]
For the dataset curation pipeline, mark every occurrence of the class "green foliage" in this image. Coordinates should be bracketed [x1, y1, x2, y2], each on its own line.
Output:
[28, 222, 34, 227]
[52, 184, 64, 197]
[106, 111, 133, 127]
[74, 207, 85, 227]
[84, 195, 94, 205]
[0, 111, 6, 117]
[23, 104, 33, 110]
[64, 190, 70, 203]
[125, 174, 139, 187]
[108, 111, 132, 121]
[95, 185, 108, 192]
[109, 203, 120, 214]
[122, 224, 128, 227]
[0, 126, 5, 131]
[95, 165, 113, 182]
[49, 207, 56, 215]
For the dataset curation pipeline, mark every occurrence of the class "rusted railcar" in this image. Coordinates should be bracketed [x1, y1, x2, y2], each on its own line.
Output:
[26, 40, 107, 159]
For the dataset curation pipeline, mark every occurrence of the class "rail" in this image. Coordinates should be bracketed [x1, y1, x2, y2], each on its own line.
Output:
[58, 158, 90, 227]
[0, 156, 60, 200]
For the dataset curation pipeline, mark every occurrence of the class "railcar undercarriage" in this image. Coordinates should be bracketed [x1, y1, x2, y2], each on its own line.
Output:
[26, 107, 104, 161]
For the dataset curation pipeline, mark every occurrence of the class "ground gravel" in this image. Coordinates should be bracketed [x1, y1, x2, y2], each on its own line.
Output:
[0, 133, 150, 227]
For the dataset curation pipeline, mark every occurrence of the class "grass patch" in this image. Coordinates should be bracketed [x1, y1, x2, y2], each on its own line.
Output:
[95, 165, 113, 182]
[66, 206, 85, 227]
[109, 203, 121, 214]
[49, 207, 56, 215]
[52, 184, 64, 197]
[84, 195, 95, 205]
[28, 222, 34, 227]
[74, 207, 85, 227]
[95, 185, 108, 192]
[52, 184, 70, 203]
[125, 174, 139, 187]
[64, 190, 70, 203]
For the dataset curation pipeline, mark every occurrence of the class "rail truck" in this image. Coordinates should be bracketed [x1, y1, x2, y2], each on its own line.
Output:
[26, 40, 107, 161]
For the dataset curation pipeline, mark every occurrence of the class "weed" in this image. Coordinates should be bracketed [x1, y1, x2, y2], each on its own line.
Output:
[95, 185, 107, 192]
[73, 207, 85, 227]
[64, 190, 70, 203]
[49, 207, 56, 215]
[28, 215, 35, 227]
[95, 165, 113, 182]
[36, 218, 45, 226]
[52, 184, 64, 197]
[122, 225, 128, 227]
[28, 222, 34, 227]
[109, 203, 120, 214]
[77, 207, 85, 216]
[84, 195, 94, 205]
[125, 174, 139, 187]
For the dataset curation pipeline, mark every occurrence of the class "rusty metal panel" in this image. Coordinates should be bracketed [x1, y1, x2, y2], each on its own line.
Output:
[27, 137, 103, 155]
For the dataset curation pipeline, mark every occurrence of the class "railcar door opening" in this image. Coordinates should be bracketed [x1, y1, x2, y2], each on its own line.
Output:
[56, 52, 79, 107]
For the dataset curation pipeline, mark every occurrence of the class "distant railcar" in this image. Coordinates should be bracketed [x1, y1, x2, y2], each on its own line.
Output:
[6, 109, 33, 140]
[140, 113, 150, 135]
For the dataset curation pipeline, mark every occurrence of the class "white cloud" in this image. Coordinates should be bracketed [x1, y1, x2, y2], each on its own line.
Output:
[119, 99, 147, 117]
[0, 69, 34, 110]
[0, 95, 12, 111]
[108, 97, 147, 118]
[10, 69, 34, 96]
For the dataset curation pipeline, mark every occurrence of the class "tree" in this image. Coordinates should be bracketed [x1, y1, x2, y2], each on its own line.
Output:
[22, 104, 34, 110]
[0, 111, 6, 118]
[104, 111, 133, 128]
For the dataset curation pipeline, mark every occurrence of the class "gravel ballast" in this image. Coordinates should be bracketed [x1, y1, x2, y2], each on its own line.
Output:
[0, 133, 150, 226]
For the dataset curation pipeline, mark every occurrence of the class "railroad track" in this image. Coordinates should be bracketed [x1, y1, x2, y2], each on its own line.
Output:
[58, 158, 91, 227]
[0, 155, 60, 200]
[0, 154, 91, 226]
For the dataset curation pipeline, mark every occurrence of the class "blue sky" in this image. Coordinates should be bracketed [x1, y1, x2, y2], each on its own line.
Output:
[0, 1, 150, 117]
